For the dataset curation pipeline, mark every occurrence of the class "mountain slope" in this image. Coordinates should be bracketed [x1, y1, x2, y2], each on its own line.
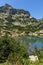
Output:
[0, 4, 43, 37]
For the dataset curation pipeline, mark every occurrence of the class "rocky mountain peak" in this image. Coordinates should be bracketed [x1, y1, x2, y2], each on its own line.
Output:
[4, 4, 13, 9]
[0, 4, 30, 16]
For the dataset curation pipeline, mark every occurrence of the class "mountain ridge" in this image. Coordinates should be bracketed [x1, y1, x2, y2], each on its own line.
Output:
[0, 4, 30, 16]
[0, 4, 43, 37]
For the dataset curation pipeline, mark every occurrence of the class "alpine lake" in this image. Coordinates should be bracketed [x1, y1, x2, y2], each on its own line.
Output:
[15, 35, 43, 54]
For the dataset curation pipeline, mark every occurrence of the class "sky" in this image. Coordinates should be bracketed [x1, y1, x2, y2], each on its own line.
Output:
[0, 0, 43, 19]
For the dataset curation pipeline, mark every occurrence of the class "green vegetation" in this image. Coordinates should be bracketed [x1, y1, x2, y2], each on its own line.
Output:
[0, 4, 43, 65]
[0, 4, 43, 36]
[0, 35, 28, 65]
[0, 35, 43, 65]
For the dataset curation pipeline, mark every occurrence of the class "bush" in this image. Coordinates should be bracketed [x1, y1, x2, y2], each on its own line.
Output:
[0, 35, 28, 64]
[0, 36, 14, 63]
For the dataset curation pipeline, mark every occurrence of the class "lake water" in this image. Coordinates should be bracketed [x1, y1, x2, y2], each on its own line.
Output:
[16, 36, 43, 53]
